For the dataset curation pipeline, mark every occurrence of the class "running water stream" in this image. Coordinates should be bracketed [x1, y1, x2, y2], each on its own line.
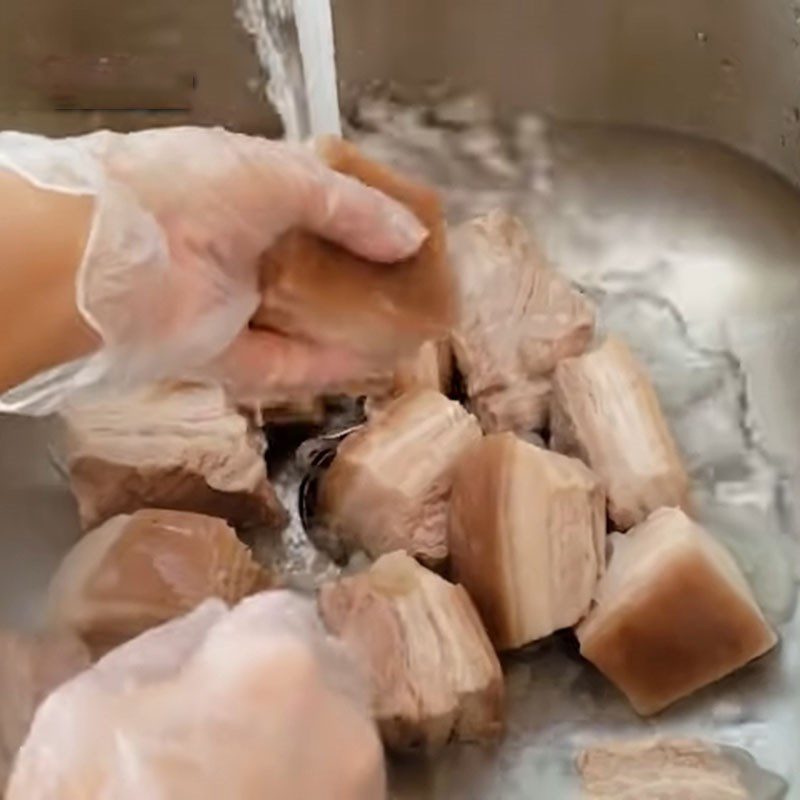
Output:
[236, 0, 340, 139]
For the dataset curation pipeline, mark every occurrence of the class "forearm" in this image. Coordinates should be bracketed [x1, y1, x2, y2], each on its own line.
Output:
[0, 128, 426, 415]
[0, 169, 99, 394]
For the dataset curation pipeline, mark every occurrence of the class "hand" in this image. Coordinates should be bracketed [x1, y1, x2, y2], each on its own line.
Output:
[8, 593, 386, 800]
[0, 127, 426, 411]
[84, 127, 427, 398]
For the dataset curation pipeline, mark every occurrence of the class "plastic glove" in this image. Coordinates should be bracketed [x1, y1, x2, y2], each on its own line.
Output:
[0, 127, 426, 414]
[7, 592, 386, 800]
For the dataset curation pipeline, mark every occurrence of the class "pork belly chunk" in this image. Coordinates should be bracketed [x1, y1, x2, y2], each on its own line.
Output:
[64, 383, 287, 533]
[577, 508, 777, 715]
[449, 433, 606, 650]
[552, 337, 690, 529]
[47, 509, 273, 655]
[577, 738, 748, 800]
[319, 551, 504, 752]
[255, 137, 455, 365]
[449, 210, 594, 433]
[318, 390, 482, 566]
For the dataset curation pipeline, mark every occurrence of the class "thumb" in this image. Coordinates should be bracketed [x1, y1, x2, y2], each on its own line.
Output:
[232, 133, 429, 263]
[299, 167, 429, 263]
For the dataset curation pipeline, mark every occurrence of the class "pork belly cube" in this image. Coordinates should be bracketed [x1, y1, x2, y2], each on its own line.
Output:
[551, 337, 690, 529]
[449, 433, 606, 650]
[0, 630, 89, 790]
[367, 339, 453, 415]
[64, 383, 287, 532]
[449, 211, 594, 434]
[254, 137, 456, 364]
[469, 377, 551, 435]
[318, 390, 482, 566]
[392, 339, 453, 396]
[577, 508, 777, 715]
[577, 738, 748, 800]
[47, 509, 272, 655]
[319, 551, 504, 752]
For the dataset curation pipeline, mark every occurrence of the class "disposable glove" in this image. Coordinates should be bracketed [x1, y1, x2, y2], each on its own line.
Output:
[0, 127, 426, 414]
[7, 592, 386, 800]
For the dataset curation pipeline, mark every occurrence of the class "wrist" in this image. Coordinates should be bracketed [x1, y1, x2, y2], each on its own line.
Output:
[0, 132, 171, 412]
[0, 168, 99, 394]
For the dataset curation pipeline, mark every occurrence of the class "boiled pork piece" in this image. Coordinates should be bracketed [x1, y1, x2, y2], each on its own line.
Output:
[577, 738, 748, 800]
[64, 383, 287, 532]
[469, 377, 551, 435]
[367, 339, 453, 415]
[551, 336, 690, 529]
[391, 339, 453, 396]
[319, 551, 504, 752]
[254, 137, 456, 366]
[318, 389, 482, 566]
[449, 211, 595, 433]
[449, 433, 605, 650]
[47, 509, 273, 655]
[577, 508, 777, 715]
[0, 630, 89, 791]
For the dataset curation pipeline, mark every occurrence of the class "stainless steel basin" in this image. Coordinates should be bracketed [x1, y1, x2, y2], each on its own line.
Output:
[0, 1, 798, 797]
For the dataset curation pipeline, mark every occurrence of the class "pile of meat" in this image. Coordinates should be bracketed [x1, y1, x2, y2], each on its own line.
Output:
[1, 144, 777, 793]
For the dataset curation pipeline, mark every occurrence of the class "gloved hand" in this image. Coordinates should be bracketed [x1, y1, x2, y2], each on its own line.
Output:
[7, 592, 386, 800]
[0, 127, 426, 413]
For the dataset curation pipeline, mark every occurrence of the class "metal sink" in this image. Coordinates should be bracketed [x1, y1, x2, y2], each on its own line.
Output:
[0, 1, 798, 797]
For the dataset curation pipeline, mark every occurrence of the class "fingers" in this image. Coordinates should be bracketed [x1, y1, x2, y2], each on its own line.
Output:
[209, 328, 366, 402]
[300, 168, 428, 263]
[230, 132, 428, 263]
[100, 128, 428, 264]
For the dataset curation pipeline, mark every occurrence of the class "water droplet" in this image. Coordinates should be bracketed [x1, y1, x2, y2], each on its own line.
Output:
[780, 134, 788, 147]
[696, 31, 709, 43]
[794, 6, 800, 23]
[793, 107, 800, 123]
[720, 57, 735, 72]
